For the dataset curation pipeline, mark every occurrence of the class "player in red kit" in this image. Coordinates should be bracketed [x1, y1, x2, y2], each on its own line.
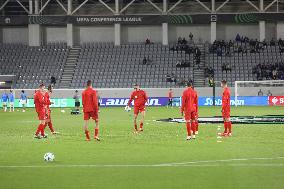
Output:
[192, 87, 199, 135]
[44, 85, 58, 134]
[167, 88, 173, 108]
[181, 82, 196, 140]
[82, 80, 100, 141]
[126, 84, 148, 133]
[34, 84, 47, 139]
[219, 80, 232, 137]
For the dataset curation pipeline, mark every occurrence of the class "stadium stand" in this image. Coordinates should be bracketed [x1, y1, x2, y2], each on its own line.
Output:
[0, 42, 68, 89]
[0, 39, 283, 89]
[205, 39, 284, 86]
[71, 42, 194, 88]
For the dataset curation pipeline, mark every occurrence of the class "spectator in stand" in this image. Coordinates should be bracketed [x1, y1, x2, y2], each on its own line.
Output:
[166, 74, 172, 82]
[279, 45, 284, 54]
[182, 37, 187, 45]
[142, 57, 147, 65]
[189, 32, 193, 40]
[145, 38, 151, 44]
[270, 38, 276, 46]
[217, 47, 222, 56]
[278, 38, 284, 46]
[258, 89, 263, 96]
[229, 40, 234, 47]
[267, 90, 272, 96]
[178, 37, 182, 44]
[272, 69, 278, 80]
[209, 77, 214, 87]
[235, 34, 241, 42]
[262, 39, 268, 48]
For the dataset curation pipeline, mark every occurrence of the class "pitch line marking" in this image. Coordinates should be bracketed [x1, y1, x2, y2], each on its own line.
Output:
[157, 157, 284, 166]
[0, 157, 284, 168]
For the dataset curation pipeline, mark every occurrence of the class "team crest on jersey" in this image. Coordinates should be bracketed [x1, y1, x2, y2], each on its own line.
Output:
[135, 96, 138, 99]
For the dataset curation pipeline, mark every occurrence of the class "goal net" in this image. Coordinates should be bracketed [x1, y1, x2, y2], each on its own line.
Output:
[234, 80, 284, 107]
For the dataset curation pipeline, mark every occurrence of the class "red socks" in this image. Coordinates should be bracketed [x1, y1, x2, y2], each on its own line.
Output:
[48, 122, 55, 133]
[140, 123, 143, 129]
[228, 122, 232, 133]
[224, 122, 228, 133]
[196, 122, 199, 131]
[35, 124, 45, 136]
[186, 122, 191, 136]
[94, 128, 99, 138]
[35, 124, 42, 136]
[192, 122, 196, 135]
[134, 124, 138, 131]
[85, 130, 90, 140]
[44, 123, 47, 129]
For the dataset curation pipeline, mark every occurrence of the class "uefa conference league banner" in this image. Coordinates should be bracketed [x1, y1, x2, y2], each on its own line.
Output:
[2, 13, 284, 26]
[0, 96, 279, 108]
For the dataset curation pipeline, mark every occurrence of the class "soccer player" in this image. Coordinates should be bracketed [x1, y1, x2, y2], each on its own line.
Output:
[20, 90, 27, 112]
[126, 84, 148, 133]
[8, 90, 15, 112]
[192, 87, 199, 135]
[181, 82, 196, 140]
[44, 85, 58, 134]
[220, 80, 232, 137]
[1, 91, 8, 112]
[82, 80, 100, 141]
[34, 84, 47, 139]
[167, 88, 173, 108]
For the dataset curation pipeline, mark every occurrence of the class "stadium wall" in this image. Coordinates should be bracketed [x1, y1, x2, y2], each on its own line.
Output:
[2, 27, 28, 44]
[0, 23, 281, 44]
[277, 22, 284, 39]
[168, 25, 210, 43]
[43, 26, 67, 43]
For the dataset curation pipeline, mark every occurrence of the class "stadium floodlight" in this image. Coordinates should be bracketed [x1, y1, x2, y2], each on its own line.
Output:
[234, 80, 284, 107]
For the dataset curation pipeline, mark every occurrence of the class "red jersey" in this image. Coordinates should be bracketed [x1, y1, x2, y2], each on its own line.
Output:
[193, 89, 198, 113]
[128, 90, 148, 107]
[34, 90, 46, 112]
[168, 91, 173, 99]
[82, 87, 98, 113]
[45, 92, 52, 110]
[181, 87, 195, 113]
[222, 87, 231, 110]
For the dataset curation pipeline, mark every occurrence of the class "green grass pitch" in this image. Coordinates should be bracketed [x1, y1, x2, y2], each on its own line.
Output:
[0, 106, 284, 189]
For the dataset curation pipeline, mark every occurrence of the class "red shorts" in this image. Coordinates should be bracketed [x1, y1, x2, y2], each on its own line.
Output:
[37, 110, 46, 120]
[184, 111, 196, 121]
[84, 111, 98, 120]
[222, 110, 230, 118]
[134, 106, 146, 115]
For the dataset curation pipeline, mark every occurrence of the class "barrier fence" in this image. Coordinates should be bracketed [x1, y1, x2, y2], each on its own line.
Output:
[1, 96, 283, 108]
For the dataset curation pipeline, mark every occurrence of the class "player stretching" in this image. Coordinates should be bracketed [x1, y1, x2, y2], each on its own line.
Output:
[181, 82, 196, 140]
[126, 84, 148, 133]
[220, 80, 232, 137]
[44, 85, 58, 134]
[192, 87, 199, 135]
[1, 91, 8, 112]
[8, 90, 15, 112]
[167, 88, 173, 108]
[20, 90, 27, 112]
[34, 84, 47, 139]
[82, 80, 100, 141]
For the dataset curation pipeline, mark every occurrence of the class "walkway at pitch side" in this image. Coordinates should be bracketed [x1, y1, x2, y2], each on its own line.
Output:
[156, 115, 284, 124]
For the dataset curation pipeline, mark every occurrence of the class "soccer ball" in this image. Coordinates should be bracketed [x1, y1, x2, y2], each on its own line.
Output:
[124, 106, 131, 112]
[44, 152, 55, 162]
